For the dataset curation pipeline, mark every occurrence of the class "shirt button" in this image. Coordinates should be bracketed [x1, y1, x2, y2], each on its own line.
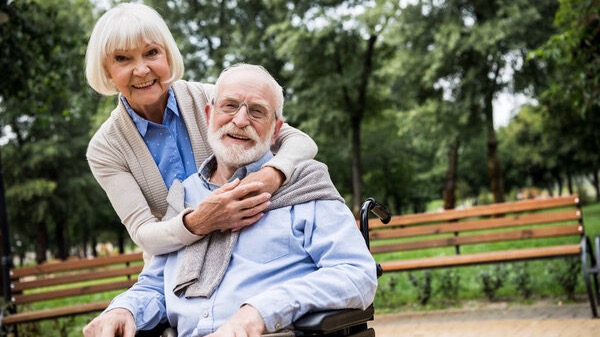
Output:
[203, 311, 209, 318]
[275, 323, 281, 330]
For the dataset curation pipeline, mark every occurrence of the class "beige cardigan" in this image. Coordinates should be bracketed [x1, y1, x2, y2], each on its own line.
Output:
[86, 80, 317, 259]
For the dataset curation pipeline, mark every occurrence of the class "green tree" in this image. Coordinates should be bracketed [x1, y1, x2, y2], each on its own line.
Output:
[532, 0, 600, 201]
[498, 105, 560, 197]
[390, 0, 558, 206]
[1, 0, 107, 263]
[269, 1, 401, 213]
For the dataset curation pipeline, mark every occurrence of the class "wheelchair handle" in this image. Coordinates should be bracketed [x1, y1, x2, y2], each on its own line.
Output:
[359, 197, 391, 249]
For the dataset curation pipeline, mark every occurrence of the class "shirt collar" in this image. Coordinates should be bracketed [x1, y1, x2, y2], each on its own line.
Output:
[122, 87, 178, 136]
[198, 152, 274, 189]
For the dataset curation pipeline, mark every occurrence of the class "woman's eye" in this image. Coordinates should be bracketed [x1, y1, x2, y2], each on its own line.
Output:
[146, 48, 159, 57]
[114, 55, 128, 62]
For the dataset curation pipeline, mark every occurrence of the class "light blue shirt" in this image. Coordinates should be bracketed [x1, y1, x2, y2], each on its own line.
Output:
[107, 153, 378, 336]
[122, 88, 197, 189]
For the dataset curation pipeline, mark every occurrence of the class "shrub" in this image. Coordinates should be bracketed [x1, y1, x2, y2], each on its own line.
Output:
[436, 269, 461, 306]
[479, 265, 509, 301]
[512, 262, 533, 300]
[408, 271, 432, 306]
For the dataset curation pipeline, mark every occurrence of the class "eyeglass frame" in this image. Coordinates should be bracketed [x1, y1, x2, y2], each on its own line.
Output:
[211, 97, 277, 122]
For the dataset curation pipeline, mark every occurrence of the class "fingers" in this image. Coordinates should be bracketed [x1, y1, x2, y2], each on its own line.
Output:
[213, 178, 241, 195]
[82, 309, 136, 337]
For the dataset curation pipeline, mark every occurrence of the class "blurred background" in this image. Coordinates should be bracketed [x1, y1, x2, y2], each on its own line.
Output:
[0, 0, 598, 265]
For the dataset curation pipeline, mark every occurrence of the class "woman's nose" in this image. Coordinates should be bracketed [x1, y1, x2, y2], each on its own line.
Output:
[133, 61, 150, 76]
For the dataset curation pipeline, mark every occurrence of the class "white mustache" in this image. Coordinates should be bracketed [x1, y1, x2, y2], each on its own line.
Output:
[217, 123, 259, 142]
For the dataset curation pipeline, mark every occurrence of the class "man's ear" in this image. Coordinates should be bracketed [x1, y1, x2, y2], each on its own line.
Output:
[271, 119, 284, 145]
[205, 102, 212, 124]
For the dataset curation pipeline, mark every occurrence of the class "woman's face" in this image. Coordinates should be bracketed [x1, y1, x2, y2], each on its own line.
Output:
[106, 42, 171, 118]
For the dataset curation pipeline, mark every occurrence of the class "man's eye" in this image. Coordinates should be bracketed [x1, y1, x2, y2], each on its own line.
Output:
[221, 103, 239, 112]
[250, 108, 266, 116]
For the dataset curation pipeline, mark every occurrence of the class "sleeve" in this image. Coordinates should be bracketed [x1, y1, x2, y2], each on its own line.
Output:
[87, 130, 201, 257]
[266, 123, 318, 184]
[106, 255, 168, 331]
[244, 201, 378, 332]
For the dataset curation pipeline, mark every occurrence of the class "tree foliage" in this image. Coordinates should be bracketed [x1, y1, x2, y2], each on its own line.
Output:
[0, 0, 118, 263]
[0, 0, 597, 262]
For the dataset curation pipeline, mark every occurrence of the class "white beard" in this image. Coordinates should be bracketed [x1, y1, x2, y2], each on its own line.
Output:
[208, 120, 275, 168]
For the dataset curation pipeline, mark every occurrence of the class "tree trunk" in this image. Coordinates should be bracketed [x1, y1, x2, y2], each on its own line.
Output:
[55, 220, 67, 260]
[35, 222, 48, 264]
[347, 34, 377, 215]
[567, 170, 574, 195]
[118, 225, 125, 254]
[351, 120, 362, 215]
[91, 235, 98, 258]
[484, 71, 504, 203]
[443, 139, 460, 210]
[592, 170, 600, 202]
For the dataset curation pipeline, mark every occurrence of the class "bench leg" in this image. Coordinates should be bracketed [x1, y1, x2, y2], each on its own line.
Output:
[581, 236, 599, 318]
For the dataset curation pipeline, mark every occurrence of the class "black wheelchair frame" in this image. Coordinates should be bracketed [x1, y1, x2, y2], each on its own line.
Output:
[138, 198, 391, 337]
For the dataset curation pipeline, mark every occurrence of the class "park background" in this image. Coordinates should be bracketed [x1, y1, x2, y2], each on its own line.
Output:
[0, 0, 599, 336]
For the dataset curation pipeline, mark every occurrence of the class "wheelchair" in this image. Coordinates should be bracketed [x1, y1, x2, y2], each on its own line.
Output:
[138, 198, 391, 337]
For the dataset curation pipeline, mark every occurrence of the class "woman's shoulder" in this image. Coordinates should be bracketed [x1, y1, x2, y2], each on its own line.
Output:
[87, 105, 131, 154]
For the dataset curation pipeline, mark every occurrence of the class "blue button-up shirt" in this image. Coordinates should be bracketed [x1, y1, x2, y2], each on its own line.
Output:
[122, 88, 197, 189]
[107, 152, 378, 336]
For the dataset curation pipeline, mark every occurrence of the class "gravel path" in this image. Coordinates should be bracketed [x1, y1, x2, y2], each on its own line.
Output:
[370, 301, 600, 337]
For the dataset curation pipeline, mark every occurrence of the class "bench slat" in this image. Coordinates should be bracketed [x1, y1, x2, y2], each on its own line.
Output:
[10, 252, 143, 278]
[371, 224, 582, 254]
[11, 265, 143, 292]
[369, 209, 581, 240]
[379, 244, 582, 272]
[368, 195, 579, 229]
[12, 279, 137, 305]
[1, 301, 110, 325]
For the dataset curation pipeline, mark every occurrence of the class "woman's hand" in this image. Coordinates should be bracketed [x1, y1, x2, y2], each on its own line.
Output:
[240, 166, 284, 196]
[182, 167, 284, 235]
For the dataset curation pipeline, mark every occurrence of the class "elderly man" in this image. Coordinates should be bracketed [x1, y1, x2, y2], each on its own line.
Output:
[83, 64, 377, 337]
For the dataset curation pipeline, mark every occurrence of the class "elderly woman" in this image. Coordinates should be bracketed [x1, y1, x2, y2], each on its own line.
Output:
[85, 3, 317, 261]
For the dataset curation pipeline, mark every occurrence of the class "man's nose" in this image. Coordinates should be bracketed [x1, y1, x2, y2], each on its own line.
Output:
[232, 104, 251, 127]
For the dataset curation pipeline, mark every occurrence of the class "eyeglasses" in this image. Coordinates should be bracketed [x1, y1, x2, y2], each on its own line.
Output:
[213, 97, 275, 122]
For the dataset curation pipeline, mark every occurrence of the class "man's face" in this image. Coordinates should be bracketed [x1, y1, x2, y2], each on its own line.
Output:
[206, 69, 283, 168]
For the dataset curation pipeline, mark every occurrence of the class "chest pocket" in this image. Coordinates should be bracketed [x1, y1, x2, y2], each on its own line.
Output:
[236, 209, 291, 263]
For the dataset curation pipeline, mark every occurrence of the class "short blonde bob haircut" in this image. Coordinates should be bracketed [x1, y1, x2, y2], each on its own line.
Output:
[85, 3, 184, 96]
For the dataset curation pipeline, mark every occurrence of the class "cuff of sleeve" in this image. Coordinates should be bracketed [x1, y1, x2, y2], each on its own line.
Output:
[172, 208, 205, 245]
[262, 158, 293, 186]
[245, 295, 294, 333]
[107, 293, 166, 331]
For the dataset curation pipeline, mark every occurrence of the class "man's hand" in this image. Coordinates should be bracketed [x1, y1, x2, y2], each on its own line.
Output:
[82, 308, 136, 337]
[205, 304, 266, 337]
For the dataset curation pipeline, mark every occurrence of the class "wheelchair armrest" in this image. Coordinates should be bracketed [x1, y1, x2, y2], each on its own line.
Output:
[293, 304, 374, 334]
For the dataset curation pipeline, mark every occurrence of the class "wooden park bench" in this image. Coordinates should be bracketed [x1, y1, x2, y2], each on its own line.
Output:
[0, 251, 144, 334]
[366, 194, 600, 318]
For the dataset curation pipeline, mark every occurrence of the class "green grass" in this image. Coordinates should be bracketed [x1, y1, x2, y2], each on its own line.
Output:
[372, 202, 600, 314]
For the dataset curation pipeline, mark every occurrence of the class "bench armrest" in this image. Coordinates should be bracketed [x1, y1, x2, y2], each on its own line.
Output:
[292, 304, 374, 334]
